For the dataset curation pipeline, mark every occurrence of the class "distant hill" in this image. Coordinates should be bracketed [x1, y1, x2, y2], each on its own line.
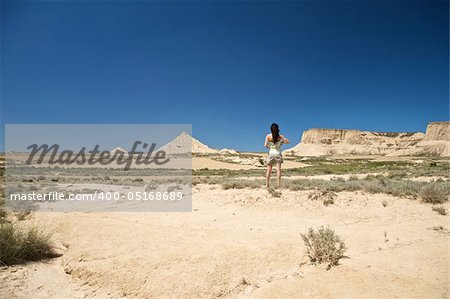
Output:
[159, 132, 218, 154]
[110, 147, 128, 154]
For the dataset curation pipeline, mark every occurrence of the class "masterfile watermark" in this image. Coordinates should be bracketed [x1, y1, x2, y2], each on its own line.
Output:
[5, 124, 193, 212]
[26, 141, 170, 170]
[9, 191, 184, 202]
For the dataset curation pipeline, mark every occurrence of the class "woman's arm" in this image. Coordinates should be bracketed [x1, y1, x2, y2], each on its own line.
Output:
[264, 134, 270, 148]
[281, 135, 290, 144]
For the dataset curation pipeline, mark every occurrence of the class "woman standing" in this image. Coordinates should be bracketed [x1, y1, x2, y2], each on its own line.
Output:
[264, 123, 290, 188]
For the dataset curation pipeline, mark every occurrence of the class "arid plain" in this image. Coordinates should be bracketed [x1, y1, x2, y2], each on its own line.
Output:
[1, 122, 449, 299]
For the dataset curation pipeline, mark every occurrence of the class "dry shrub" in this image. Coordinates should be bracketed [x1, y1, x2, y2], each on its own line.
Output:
[432, 206, 447, 216]
[145, 184, 158, 191]
[420, 183, 449, 204]
[301, 226, 346, 269]
[323, 198, 334, 206]
[268, 188, 281, 198]
[221, 180, 260, 190]
[308, 190, 336, 206]
[0, 222, 58, 265]
[0, 208, 7, 220]
[16, 212, 30, 221]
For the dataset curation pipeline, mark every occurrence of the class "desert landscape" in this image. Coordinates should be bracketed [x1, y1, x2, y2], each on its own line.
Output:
[1, 121, 449, 298]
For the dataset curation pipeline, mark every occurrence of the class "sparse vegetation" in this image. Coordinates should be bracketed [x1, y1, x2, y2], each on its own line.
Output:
[323, 198, 334, 206]
[308, 189, 336, 201]
[167, 185, 183, 192]
[194, 175, 450, 201]
[430, 225, 446, 232]
[432, 206, 447, 216]
[348, 175, 359, 181]
[221, 180, 260, 190]
[268, 188, 281, 198]
[16, 211, 30, 221]
[0, 222, 58, 266]
[301, 226, 346, 269]
[192, 158, 450, 178]
[0, 208, 7, 221]
[145, 184, 158, 191]
[420, 183, 449, 204]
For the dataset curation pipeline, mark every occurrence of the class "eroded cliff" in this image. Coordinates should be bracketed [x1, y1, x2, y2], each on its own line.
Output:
[285, 121, 449, 157]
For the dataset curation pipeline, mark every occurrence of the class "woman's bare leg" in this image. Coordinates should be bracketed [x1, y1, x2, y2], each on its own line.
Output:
[276, 163, 282, 188]
[266, 164, 273, 188]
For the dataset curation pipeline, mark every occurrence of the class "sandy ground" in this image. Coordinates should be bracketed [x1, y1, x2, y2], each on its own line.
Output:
[193, 157, 257, 170]
[1, 184, 449, 299]
[192, 157, 308, 170]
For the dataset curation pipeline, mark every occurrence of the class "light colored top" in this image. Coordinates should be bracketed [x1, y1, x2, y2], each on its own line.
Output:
[268, 139, 283, 157]
[264, 133, 290, 156]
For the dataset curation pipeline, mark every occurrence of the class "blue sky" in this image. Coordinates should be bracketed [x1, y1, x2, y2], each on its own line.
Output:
[1, 0, 448, 152]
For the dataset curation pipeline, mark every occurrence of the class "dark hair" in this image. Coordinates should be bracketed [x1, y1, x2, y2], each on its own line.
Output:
[270, 123, 280, 143]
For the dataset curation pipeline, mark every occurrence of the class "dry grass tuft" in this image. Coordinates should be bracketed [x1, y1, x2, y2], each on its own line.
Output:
[308, 190, 336, 206]
[268, 188, 281, 198]
[0, 222, 59, 266]
[420, 183, 449, 204]
[301, 226, 346, 269]
[221, 180, 260, 190]
[432, 206, 447, 216]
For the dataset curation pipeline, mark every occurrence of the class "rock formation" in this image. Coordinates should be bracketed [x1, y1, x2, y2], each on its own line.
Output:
[423, 121, 450, 141]
[219, 148, 238, 155]
[285, 121, 449, 157]
[388, 122, 450, 157]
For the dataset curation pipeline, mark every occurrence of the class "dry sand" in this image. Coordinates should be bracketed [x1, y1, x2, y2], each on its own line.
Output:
[1, 184, 449, 298]
[193, 157, 257, 170]
[192, 156, 308, 170]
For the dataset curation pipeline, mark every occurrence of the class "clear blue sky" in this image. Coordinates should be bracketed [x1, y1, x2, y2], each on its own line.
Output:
[1, 0, 448, 152]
